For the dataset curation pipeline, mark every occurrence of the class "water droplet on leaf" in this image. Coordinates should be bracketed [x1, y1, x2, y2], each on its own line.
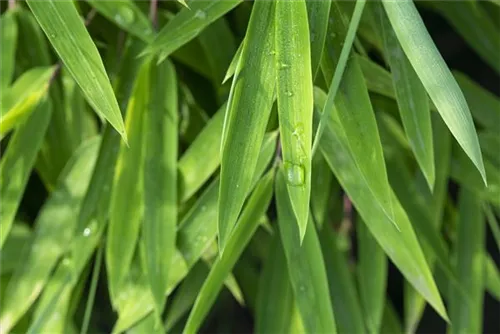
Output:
[284, 162, 305, 187]
[195, 10, 207, 19]
[115, 6, 135, 25]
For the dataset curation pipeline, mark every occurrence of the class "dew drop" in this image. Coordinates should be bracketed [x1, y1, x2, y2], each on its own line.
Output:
[115, 6, 135, 25]
[268, 50, 276, 56]
[280, 63, 290, 70]
[195, 10, 207, 19]
[83, 227, 91, 237]
[284, 162, 305, 187]
[50, 33, 57, 38]
[285, 91, 294, 97]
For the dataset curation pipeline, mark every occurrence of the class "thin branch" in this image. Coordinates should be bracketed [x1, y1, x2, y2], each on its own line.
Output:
[150, 0, 158, 30]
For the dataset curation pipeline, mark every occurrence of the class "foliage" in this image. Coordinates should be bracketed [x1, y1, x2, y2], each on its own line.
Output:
[0, 0, 499, 333]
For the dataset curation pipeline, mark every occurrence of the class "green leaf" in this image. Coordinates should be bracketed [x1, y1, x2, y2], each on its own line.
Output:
[111, 133, 276, 333]
[0, 222, 31, 274]
[310, 153, 335, 228]
[429, 1, 500, 75]
[87, 0, 154, 42]
[106, 59, 149, 304]
[449, 189, 485, 334]
[218, 0, 276, 252]
[357, 218, 387, 334]
[305, 0, 331, 78]
[380, 302, 403, 334]
[0, 9, 18, 91]
[319, 3, 395, 229]
[255, 235, 294, 334]
[178, 104, 225, 202]
[315, 87, 448, 321]
[319, 227, 364, 334]
[81, 244, 104, 334]
[78, 38, 144, 229]
[0, 66, 55, 138]
[222, 41, 243, 84]
[454, 71, 500, 133]
[276, 0, 314, 240]
[485, 254, 500, 300]
[142, 0, 242, 64]
[26, 0, 127, 142]
[374, 2, 435, 189]
[382, 0, 486, 185]
[183, 170, 275, 334]
[143, 58, 178, 317]
[312, 0, 366, 155]
[0, 138, 100, 332]
[0, 97, 52, 247]
[275, 168, 337, 334]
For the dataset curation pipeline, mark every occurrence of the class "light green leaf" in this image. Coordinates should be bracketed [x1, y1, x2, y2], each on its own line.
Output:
[374, 2, 435, 189]
[382, 0, 486, 185]
[106, 59, 149, 304]
[0, 66, 55, 138]
[78, 38, 144, 229]
[255, 235, 294, 334]
[0, 97, 52, 247]
[319, 227, 364, 334]
[319, 3, 395, 229]
[449, 189, 485, 334]
[178, 104, 225, 202]
[222, 41, 243, 84]
[183, 170, 275, 334]
[276, 0, 313, 240]
[380, 302, 403, 334]
[111, 133, 276, 333]
[306, 0, 331, 78]
[143, 58, 178, 317]
[26, 0, 127, 141]
[357, 218, 387, 334]
[142, 0, 242, 64]
[0, 138, 100, 333]
[275, 168, 337, 334]
[312, 0, 366, 155]
[0, 9, 17, 91]
[218, 0, 276, 252]
[87, 0, 154, 42]
[315, 87, 448, 321]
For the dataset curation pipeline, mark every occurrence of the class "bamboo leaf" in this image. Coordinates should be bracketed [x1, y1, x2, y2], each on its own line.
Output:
[382, 0, 486, 184]
[183, 170, 275, 334]
[26, 0, 127, 141]
[255, 235, 294, 334]
[87, 0, 154, 42]
[0, 223, 31, 274]
[312, 0, 366, 155]
[0, 9, 18, 91]
[111, 133, 276, 333]
[218, 0, 276, 252]
[0, 138, 100, 333]
[0, 66, 55, 138]
[106, 59, 149, 304]
[0, 97, 52, 247]
[449, 189, 485, 334]
[357, 218, 387, 334]
[178, 105, 225, 202]
[142, 0, 242, 64]
[374, 2, 435, 189]
[319, 3, 396, 229]
[485, 254, 500, 300]
[319, 227, 365, 334]
[305, 0, 331, 78]
[78, 38, 144, 229]
[315, 87, 448, 321]
[143, 58, 178, 317]
[275, 168, 337, 334]
[310, 153, 335, 228]
[276, 0, 314, 240]
[222, 41, 243, 84]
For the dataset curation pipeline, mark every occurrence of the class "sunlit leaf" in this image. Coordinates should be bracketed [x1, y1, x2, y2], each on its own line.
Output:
[26, 0, 127, 141]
